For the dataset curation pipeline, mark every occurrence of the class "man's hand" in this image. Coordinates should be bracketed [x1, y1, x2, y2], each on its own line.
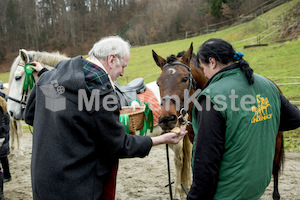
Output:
[30, 61, 44, 72]
[151, 126, 187, 146]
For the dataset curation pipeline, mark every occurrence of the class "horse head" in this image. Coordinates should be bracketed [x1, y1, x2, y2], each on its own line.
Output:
[7, 49, 69, 120]
[152, 43, 194, 131]
[7, 49, 37, 120]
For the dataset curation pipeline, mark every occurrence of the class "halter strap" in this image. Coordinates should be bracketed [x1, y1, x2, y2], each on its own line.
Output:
[162, 62, 191, 72]
[160, 61, 195, 126]
[7, 96, 27, 105]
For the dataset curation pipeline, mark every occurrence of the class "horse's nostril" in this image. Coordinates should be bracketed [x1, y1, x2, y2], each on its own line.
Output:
[158, 116, 163, 124]
[9, 111, 14, 117]
[170, 114, 177, 122]
[159, 115, 177, 124]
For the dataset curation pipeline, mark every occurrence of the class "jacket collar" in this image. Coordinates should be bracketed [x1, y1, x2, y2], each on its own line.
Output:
[86, 57, 115, 90]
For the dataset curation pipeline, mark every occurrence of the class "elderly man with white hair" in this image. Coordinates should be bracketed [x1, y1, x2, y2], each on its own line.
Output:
[25, 36, 186, 200]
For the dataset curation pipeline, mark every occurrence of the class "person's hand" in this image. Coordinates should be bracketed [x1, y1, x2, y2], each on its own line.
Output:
[162, 131, 187, 144]
[151, 126, 188, 146]
[29, 61, 44, 72]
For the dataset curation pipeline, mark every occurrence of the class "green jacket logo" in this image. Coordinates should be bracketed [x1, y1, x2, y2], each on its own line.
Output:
[251, 94, 272, 123]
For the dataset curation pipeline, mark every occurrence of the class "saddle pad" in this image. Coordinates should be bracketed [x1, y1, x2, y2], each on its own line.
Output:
[138, 88, 161, 126]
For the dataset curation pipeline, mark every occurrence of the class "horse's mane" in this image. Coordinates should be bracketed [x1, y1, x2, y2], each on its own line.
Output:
[8, 50, 70, 88]
[31, 51, 69, 69]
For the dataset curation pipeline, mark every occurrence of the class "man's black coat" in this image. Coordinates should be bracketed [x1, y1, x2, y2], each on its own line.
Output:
[25, 56, 152, 200]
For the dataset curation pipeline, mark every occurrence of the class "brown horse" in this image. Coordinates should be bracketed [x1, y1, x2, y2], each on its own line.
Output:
[152, 43, 207, 199]
[152, 43, 284, 200]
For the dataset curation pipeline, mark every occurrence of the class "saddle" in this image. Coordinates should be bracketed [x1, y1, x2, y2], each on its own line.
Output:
[115, 78, 147, 107]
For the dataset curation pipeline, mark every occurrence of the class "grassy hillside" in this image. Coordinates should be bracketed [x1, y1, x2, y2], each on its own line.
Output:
[121, 0, 299, 81]
[118, 0, 300, 102]
[0, 72, 9, 83]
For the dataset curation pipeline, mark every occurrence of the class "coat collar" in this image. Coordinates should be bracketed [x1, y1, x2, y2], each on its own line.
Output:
[204, 63, 240, 88]
[86, 57, 115, 90]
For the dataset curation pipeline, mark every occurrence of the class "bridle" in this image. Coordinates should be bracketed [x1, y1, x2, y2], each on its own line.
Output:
[160, 61, 196, 126]
[7, 62, 36, 113]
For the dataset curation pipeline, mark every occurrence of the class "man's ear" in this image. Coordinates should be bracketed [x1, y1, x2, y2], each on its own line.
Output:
[107, 54, 116, 69]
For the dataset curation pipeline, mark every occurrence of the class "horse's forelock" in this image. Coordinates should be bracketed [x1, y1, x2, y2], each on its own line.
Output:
[166, 54, 178, 64]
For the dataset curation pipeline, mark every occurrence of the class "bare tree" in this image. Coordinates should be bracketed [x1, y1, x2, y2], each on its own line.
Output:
[0, 0, 285, 67]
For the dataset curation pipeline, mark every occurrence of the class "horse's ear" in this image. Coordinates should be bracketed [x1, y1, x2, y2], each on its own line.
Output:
[181, 43, 193, 65]
[19, 49, 30, 63]
[152, 50, 167, 69]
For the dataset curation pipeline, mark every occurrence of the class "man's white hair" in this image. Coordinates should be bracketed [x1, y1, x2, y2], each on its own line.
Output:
[88, 36, 131, 61]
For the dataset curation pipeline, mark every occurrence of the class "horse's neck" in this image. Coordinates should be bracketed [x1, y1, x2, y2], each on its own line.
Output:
[32, 51, 69, 69]
[29, 51, 69, 84]
[191, 65, 207, 90]
[186, 65, 208, 138]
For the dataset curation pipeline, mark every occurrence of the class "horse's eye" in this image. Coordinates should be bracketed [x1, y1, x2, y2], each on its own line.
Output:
[15, 76, 22, 81]
[182, 77, 188, 82]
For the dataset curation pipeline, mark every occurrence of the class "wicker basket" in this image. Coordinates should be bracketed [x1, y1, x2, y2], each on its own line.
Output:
[120, 106, 145, 134]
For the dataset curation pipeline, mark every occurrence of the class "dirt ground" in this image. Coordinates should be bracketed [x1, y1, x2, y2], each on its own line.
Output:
[3, 131, 300, 200]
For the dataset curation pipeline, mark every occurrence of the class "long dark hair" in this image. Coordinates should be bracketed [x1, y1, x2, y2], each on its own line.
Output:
[197, 38, 254, 84]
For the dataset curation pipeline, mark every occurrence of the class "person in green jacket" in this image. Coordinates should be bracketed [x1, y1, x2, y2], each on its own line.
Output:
[188, 38, 300, 200]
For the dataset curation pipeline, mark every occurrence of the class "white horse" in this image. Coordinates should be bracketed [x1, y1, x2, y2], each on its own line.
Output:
[7, 49, 69, 154]
[7, 49, 191, 199]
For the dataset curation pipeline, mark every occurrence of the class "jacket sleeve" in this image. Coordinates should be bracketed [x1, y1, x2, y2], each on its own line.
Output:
[93, 92, 153, 160]
[279, 93, 300, 131]
[0, 108, 9, 137]
[37, 68, 49, 77]
[188, 97, 226, 200]
[24, 84, 37, 126]
[3, 112, 10, 133]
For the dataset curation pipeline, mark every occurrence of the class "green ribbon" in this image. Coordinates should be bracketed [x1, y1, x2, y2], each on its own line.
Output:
[119, 114, 129, 134]
[139, 102, 153, 136]
[23, 63, 35, 90]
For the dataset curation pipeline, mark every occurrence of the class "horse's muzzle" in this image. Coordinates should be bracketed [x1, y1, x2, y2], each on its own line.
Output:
[9, 110, 23, 121]
[158, 114, 178, 130]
